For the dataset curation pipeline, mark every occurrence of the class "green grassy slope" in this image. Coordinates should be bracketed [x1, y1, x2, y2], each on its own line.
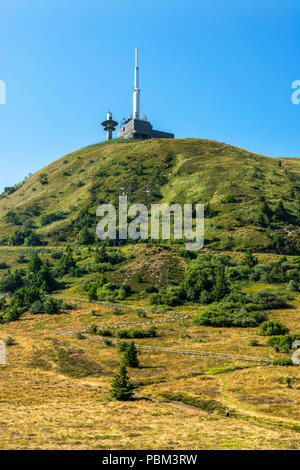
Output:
[1, 138, 300, 251]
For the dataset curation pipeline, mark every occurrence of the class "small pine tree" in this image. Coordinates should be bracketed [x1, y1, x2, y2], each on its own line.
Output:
[28, 253, 43, 273]
[95, 244, 108, 263]
[273, 200, 286, 221]
[110, 364, 134, 401]
[88, 283, 98, 301]
[59, 245, 76, 274]
[243, 249, 258, 268]
[212, 269, 229, 302]
[123, 341, 139, 368]
[78, 227, 95, 245]
[285, 377, 292, 389]
[261, 201, 271, 217]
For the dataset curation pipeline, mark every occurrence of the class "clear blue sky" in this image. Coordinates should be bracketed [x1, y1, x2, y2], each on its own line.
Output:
[0, 0, 299, 193]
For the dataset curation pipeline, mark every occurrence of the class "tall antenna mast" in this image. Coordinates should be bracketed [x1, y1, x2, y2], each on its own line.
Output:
[133, 48, 140, 120]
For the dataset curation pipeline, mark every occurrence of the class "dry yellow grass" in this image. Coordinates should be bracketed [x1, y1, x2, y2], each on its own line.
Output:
[0, 298, 300, 450]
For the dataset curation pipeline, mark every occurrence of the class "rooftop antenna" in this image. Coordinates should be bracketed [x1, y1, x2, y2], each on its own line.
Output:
[133, 48, 140, 120]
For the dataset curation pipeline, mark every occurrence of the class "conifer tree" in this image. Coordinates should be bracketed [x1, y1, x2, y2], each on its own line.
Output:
[110, 364, 134, 401]
[29, 253, 43, 274]
[123, 341, 139, 368]
[243, 249, 258, 268]
[212, 268, 229, 301]
[273, 200, 286, 221]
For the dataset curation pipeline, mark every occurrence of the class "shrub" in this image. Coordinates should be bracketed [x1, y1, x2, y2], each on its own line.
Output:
[115, 326, 157, 339]
[266, 334, 300, 353]
[76, 332, 85, 340]
[88, 325, 98, 334]
[39, 173, 48, 185]
[117, 341, 128, 352]
[288, 280, 300, 292]
[51, 251, 63, 260]
[115, 329, 130, 339]
[222, 194, 237, 204]
[43, 298, 62, 315]
[24, 231, 42, 246]
[285, 377, 292, 388]
[97, 329, 113, 337]
[259, 321, 289, 337]
[4, 336, 15, 346]
[16, 255, 27, 264]
[249, 339, 259, 347]
[112, 307, 123, 316]
[272, 357, 293, 366]
[0, 269, 24, 293]
[61, 301, 74, 310]
[148, 286, 184, 307]
[29, 301, 45, 315]
[137, 309, 147, 318]
[78, 227, 95, 245]
[40, 212, 64, 226]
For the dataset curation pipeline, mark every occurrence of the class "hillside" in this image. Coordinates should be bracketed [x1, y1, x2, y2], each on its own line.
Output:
[1, 138, 300, 252]
[1, 138, 300, 450]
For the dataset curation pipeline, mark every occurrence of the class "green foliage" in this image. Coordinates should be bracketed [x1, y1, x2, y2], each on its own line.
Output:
[40, 212, 64, 226]
[28, 253, 43, 273]
[110, 364, 134, 401]
[211, 268, 230, 301]
[259, 320, 289, 337]
[183, 254, 231, 304]
[243, 249, 258, 268]
[0, 253, 59, 322]
[0, 269, 24, 293]
[24, 231, 42, 246]
[5, 210, 21, 225]
[285, 377, 292, 388]
[95, 246, 125, 265]
[78, 227, 95, 245]
[148, 286, 185, 307]
[115, 326, 157, 339]
[273, 200, 287, 221]
[222, 194, 237, 204]
[58, 245, 77, 275]
[272, 357, 293, 366]
[122, 341, 139, 368]
[4, 336, 15, 346]
[43, 298, 62, 315]
[38, 173, 48, 185]
[76, 332, 85, 340]
[266, 334, 300, 353]
[29, 300, 45, 315]
[10, 227, 42, 247]
[193, 291, 286, 328]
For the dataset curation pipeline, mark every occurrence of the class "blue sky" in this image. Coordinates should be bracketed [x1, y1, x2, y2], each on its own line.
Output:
[0, 0, 299, 192]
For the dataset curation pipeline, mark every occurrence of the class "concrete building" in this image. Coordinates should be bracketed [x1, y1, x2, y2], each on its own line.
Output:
[118, 49, 174, 140]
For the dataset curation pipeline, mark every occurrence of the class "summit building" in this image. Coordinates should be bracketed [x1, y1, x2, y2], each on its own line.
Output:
[118, 49, 174, 140]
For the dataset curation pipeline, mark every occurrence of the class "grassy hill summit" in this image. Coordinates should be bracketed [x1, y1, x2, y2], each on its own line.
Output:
[1, 138, 300, 252]
[1, 138, 300, 450]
